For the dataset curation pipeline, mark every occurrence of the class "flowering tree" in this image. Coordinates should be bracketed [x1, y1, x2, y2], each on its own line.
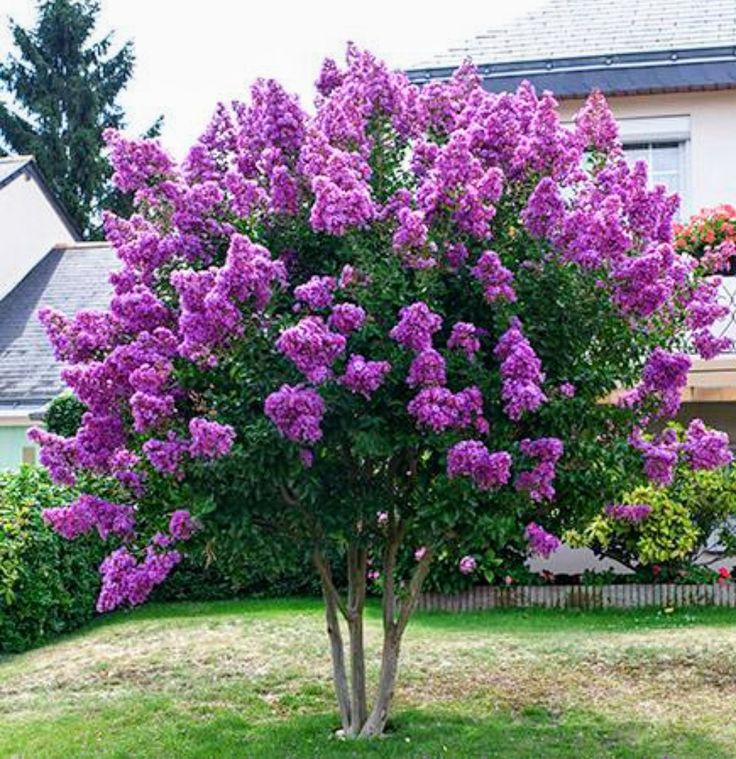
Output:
[31, 48, 733, 737]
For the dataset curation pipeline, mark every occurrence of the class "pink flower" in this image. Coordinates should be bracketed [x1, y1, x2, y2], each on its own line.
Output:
[459, 555, 477, 575]
[414, 546, 428, 561]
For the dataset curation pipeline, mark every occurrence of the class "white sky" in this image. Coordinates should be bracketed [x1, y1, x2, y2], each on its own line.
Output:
[0, 0, 547, 158]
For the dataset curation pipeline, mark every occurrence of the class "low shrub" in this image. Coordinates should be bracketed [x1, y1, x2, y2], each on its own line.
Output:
[0, 466, 105, 653]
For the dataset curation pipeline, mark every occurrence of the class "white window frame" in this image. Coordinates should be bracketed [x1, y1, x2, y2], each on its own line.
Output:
[618, 115, 691, 218]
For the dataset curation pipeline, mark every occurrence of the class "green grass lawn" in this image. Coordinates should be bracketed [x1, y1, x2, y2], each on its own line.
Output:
[2, 598, 736, 758]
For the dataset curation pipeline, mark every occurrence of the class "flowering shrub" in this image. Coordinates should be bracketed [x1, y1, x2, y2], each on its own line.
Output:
[569, 426, 736, 568]
[31, 50, 732, 737]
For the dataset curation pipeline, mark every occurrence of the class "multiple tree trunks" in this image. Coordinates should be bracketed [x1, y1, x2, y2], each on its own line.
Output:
[416, 583, 736, 611]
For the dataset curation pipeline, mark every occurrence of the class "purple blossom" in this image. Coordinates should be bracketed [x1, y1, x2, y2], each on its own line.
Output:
[43, 494, 135, 541]
[605, 503, 652, 523]
[96, 544, 182, 612]
[408, 386, 486, 434]
[169, 510, 197, 541]
[630, 427, 679, 486]
[494, 319, 547, 420]
[447, 322, 481, 361]
[524, 522, 561, 558]
[470, 251, 515, 303]
[515, 437, 564, 502]
[276, 316, 346, 383]
[558, 382, 576, 398]
[142, 434, 189, 477]
[188, 418, 236, 459]
[338, 354, 391, 399]
[682, 419, 732, 471]
[294, 275, 336, 310]
[459, 555, 477, 575]
[447, 441, 512, 491]
[264, 384, 325, 444]
[574, 90, 619, 153]
[406, 349, 447, 388]
[389, 302, 443, 352]
[328, 302, 366, 334]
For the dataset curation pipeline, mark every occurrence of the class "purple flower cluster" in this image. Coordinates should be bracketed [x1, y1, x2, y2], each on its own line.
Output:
[294, 275, 336, 310]
[494, 319, 547, 420]
[682, 419, 732, 471]
[630, 427, 680, 486]
[470, 251, 515, 303]
[42, 495, 135, 541]
[169, 509, 197, 540]
[276, 316, 346, 383]
[408, 386, 487, 434]
[406, 349, 447, 388]
[624, 348, 691, 420]
[172, 234, 286, 364]
[447, 441, 512, 490]
[573, 90, 619, 153]
[328, 302, 366, 335]
[605, 503, 652, 523]
[459, 555, 477, 575]
[264, 384, 325, 443]
[524, 522, 561, 558]
[515, 437, 564, 502]
[447, 322, 481, 361]
[339, 355, 392, 398]
[96, 545, 182, 613]
[389, 302, 443, 352]
[188, 418, 236, 459]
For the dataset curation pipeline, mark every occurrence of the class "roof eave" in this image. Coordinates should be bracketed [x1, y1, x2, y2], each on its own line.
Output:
[407, 45, 736, 99]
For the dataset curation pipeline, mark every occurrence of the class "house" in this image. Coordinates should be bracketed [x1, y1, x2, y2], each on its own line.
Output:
[407, 0, 736, 572]
[0, 156, 113, 468]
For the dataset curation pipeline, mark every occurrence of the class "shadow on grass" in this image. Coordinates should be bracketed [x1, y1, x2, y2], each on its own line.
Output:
[1, 699, 730, 759]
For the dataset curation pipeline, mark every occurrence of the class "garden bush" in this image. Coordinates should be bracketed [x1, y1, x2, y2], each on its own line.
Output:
[0, 466, 105, 653]
[568, 424, 736, 572]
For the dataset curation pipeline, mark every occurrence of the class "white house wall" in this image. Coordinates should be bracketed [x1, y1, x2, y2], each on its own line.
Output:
[0, 171, 76, 301]
[559, 89, 736, 216]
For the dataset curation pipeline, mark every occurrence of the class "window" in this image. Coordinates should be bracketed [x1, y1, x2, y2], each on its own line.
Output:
[616, 116, 690, 217]
[623, 141, 687, 210]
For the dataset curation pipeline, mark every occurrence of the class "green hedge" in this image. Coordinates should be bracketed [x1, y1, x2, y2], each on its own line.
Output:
[0, 466, 105, 654]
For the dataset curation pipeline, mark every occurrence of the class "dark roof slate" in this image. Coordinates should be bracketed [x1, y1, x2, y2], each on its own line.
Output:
[407, 0, 736, 96]
[0, 245, 116, 409]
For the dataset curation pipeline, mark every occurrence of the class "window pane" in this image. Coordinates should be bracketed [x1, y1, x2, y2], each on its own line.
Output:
[622, 141, 685, 216]
[651, 145, 681, 173]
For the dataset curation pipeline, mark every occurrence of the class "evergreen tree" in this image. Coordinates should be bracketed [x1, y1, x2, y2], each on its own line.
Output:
[0, 0, 156, 235]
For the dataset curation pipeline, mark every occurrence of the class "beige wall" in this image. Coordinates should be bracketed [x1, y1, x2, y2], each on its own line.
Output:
[560, 89, 736, 216]
[0, 169, 76, 301]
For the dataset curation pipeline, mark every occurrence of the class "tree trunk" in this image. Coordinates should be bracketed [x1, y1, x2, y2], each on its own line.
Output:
[359, 626, 401, 737]
[314, 551, 351, 733]
[315, 534, 432, 739]
[346, 544, 368, 733]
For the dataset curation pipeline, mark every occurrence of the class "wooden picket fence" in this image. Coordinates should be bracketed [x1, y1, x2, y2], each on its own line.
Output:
[416, 583, 736, 611]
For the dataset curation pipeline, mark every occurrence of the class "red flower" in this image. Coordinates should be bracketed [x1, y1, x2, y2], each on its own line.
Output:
[718, 566, 731, 579]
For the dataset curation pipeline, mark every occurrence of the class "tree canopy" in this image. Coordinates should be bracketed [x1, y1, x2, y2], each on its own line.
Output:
[31, 47, 732, 737]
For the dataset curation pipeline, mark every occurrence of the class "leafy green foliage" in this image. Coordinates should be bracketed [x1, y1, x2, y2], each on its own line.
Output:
[0, 466, 105, 653]
[569, 456, 736, 569]
[44, 392, 87, 437]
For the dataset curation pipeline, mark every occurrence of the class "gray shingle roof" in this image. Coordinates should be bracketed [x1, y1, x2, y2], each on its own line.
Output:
[0, 244, 116, 409]
[412, 0, 736, 70]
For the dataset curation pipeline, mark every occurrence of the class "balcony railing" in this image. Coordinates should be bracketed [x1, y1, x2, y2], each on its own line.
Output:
[711, 276, 736, 354]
